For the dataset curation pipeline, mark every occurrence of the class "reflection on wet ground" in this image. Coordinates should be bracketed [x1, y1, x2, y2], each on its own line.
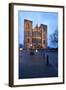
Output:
[19, 50, 58, 79]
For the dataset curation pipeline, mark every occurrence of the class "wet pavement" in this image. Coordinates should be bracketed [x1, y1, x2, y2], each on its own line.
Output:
[19, 50, 58, 79]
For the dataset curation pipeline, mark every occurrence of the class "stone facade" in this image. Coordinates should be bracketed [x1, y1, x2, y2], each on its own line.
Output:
[24, 19, 47, 49]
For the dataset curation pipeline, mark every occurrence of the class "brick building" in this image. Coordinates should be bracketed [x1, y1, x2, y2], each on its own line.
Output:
[24, 19, 47, 50]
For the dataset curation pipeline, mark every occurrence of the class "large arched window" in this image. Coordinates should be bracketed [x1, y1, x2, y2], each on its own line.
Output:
[26, 23, 29, 29]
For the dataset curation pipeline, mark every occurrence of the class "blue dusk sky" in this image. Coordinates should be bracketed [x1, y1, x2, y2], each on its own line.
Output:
[18, 11, 58, 47]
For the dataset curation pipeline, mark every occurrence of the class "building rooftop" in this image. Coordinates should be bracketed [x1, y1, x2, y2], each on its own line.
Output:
[24, 19, 32, 22]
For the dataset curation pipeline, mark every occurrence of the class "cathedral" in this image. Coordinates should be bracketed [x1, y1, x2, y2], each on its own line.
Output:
[24, 19, 47, 50]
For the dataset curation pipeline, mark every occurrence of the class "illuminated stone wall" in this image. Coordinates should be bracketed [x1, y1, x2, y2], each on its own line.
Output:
[24, 19, 47, 49]
[24, 19, 32, 49]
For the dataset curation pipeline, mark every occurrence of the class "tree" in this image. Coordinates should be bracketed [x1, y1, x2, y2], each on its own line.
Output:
[50, 29, 58, 48]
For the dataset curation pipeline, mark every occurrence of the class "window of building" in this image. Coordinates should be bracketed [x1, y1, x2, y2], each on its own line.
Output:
[43, 40, 45, 44]
[27, 23, 30, 29]
[27, 38, 30, 43]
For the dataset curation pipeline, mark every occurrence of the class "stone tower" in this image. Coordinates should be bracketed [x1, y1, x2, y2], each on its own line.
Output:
[24, 19, 32, 49]
[40, 24, 47, 48]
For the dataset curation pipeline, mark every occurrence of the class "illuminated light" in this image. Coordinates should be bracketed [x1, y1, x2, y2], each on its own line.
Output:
[35, 49, 38, 52]
[32, 37, 41, 39]
[20, 48, 23, 51]
[30, 44, 32, 47]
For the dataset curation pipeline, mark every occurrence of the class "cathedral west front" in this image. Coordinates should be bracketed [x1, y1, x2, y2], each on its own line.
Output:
[24, 19, 47, 50]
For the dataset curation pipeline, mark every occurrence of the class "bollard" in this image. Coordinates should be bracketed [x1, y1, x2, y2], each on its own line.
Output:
[46, 55, 49, 65]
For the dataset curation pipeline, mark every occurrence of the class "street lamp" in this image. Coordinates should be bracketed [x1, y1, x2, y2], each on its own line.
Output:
[20, 48, 23, 51]
[35, 49, 38, 53]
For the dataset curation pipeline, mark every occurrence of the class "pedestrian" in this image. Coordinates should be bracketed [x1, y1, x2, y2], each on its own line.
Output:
[46, 55, 49, 65]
